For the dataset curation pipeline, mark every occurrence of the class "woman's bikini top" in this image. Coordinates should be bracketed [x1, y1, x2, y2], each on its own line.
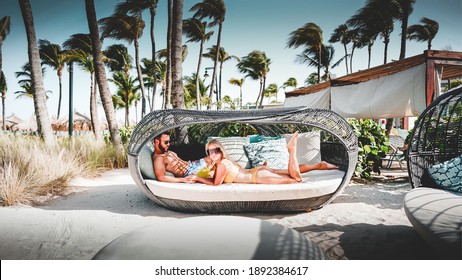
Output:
[220, 159, 240, 183]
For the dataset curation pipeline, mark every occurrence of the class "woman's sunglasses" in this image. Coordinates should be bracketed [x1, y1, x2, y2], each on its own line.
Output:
[206, 147, 221, 155]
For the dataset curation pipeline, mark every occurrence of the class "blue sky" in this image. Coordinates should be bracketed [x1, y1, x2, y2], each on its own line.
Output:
[1, 0, 462, 121]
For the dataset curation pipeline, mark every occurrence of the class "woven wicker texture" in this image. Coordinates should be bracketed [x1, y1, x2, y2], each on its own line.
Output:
[407, 86, 462, 189]
[128, 107, 358, 212]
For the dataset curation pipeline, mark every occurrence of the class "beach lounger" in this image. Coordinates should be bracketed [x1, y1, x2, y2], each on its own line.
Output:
[127, 107, 358, 213]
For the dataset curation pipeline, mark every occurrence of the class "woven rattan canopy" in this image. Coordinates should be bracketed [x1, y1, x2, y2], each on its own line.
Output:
[128, 107, 358, 212]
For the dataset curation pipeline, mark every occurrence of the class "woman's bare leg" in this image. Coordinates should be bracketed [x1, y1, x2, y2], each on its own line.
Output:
[287, 131, 302, 182]
[299, 161, 338, 173]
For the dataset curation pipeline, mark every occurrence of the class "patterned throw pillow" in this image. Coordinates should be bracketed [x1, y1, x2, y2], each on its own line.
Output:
[283, 131, 321, 164]
[244, 138, 289, 169]
[248, 134, 283, 143]
[208, 136, 250, 168]
[427, 154, 462, 193]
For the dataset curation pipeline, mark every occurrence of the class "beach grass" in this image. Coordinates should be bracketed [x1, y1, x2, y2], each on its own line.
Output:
[0, 134, 127, 206]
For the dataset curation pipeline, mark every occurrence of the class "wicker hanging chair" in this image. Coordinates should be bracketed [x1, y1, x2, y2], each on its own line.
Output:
[128, 107, 358, 213]
[407, 86, 462, 188]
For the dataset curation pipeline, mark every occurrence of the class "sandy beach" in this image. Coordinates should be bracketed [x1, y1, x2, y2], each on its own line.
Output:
[0, 168, 441, 260]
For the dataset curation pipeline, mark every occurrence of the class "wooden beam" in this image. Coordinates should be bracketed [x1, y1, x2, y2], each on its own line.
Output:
[426, 60, 435, 106]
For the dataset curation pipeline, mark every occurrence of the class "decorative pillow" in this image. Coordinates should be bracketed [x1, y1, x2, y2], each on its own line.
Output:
[248, 134, 283, 143]
[427, 154, 462, 193]
[207, 136, 250, 168]
[283, 131, 321, 165]
[139, 143, 156, 180]
[244, 138, 289, 169]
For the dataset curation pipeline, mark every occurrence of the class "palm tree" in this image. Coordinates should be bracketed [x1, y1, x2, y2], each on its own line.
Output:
[63, 33, 101, 140]
[190, 0, 226, 109]
[263, 83, 278, 104]
[123, 0, 160, 112]
[104, 44, 133, 75]
[228, 77, 244, 109]
[407, 17, 439, 50]
[141, 57, 155, 110]
[38, 39, 69, 119]
[85, 0, 123, 154]
[329, 24, 351, 74]
[99, 5, 147, 117]
[396, 0, 416, 60]
[0, 16, 11, 87]
[282, 77, 297, 92]
[19, 0, 54, 145]
[237, 50, 271, 109]
[348, 0, 398, 65]
[183, 18, 214, 109]
[287, 23, 323, 83]
[110, 71, 139, 126]
[0, 71, 6, 131]
[203, 45, 239, 106]
[297, 44, 344, 81]
[171, 0, 185, 110]
[14, 62, 49, 100]
[183, 73, 209, 109]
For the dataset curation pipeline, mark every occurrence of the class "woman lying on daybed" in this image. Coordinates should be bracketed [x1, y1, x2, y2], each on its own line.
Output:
[190, 132, 337, 186]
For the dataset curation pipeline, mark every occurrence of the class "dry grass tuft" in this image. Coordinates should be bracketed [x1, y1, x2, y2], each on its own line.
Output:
[0, 134, 127, 206]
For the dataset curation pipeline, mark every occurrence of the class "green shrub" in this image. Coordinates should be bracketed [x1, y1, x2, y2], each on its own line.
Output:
[348, 119, 389, 179]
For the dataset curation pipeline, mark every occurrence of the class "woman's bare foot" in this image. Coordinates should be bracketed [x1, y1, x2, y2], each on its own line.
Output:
[319, 161, 338, 170]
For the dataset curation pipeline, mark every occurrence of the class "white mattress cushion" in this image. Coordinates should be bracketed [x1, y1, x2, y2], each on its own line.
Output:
[145, 169, 345, 202]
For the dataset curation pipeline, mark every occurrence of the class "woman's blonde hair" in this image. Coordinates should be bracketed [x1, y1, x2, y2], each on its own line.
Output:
[206, 139, 228, 159]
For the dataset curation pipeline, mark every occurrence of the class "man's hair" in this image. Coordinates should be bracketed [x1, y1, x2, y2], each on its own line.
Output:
[155, 132, 170, 141]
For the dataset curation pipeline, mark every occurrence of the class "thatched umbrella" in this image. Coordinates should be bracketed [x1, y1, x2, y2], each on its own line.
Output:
[52, 111, 104, 131]
[2, 114, 24, 130]
[10, 115, 37, 133]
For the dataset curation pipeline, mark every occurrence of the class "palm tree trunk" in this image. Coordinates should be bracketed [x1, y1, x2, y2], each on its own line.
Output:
[399, 6, 410, 60]
[165, 0, 173, 109]
[171, 0, 184, 110]
[150, 0, 158, 112]
[255, 78, 263, 108]
[317, 45, 321, 83]
[343, 43, 349, 74]
[85, 0, 123, 154]
[239, 86, 242, 110]
[57, 71, 62, 119]
[134, 39, 147, 118]
[259, 77, 266, 108]
[219, 61, 223, 108]
[125, 94, 129, 127]
[383, 37, 389, 64]
[195, 40, 204, 110]
[19, 0, 55, 146]
[89, 73, 101, 140]
[350, 46, 355, 73]
[367, 44, 372, 69]
[207, 23, 222, 109]
[1, 95, 5, 131]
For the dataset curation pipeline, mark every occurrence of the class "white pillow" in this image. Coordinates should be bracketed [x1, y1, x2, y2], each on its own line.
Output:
[207, 136, 250, 168]
[283, 131, 321, 165]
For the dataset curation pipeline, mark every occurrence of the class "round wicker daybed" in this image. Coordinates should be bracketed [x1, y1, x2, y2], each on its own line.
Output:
[128, 107, 358, 213]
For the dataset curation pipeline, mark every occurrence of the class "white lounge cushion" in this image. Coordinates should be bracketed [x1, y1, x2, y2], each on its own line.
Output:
[404, 187, 462, 258]
[145, 169, 345, 202]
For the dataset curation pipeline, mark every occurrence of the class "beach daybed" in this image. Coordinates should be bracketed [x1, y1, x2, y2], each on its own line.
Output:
[404, 86, 462, 259]
[128, 107, 358, 213]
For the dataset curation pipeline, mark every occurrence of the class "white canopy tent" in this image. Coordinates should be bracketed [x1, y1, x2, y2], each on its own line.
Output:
[284, 50, 462, 118]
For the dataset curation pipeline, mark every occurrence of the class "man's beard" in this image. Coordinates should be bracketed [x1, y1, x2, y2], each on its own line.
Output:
[160, 145, 168, 153]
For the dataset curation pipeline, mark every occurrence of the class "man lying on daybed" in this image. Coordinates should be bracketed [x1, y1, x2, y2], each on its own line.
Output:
[153, 132, 337, 185]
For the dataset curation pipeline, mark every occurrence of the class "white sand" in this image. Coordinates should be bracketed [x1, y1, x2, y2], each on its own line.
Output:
[0, 168, 439, 260]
